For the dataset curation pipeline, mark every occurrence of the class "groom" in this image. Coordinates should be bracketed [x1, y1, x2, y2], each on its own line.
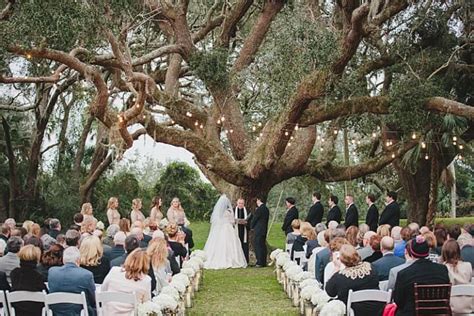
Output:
[234, 198, 250, 263]
[251, 197, 269, 268]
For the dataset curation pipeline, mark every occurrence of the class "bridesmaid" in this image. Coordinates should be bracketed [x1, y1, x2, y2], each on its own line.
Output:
[149, 196, 163, 223]
[107, 197, 121, 226]
[131, 198, 146, 223]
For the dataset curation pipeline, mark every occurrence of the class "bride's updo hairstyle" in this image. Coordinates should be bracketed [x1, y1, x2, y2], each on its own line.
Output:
[339, 244, 361, 267]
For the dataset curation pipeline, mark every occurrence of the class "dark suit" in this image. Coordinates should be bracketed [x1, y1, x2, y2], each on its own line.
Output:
[365, 204, 379, 232]
[372, 253, 405, 281]
[393, 259, 450, 316]
[48, 263, 97, 316]
[251, 203, 269, 266]
[305, 202, 324, 227]
[235, 207, 250, 263]
[344, 204, 359, 228]
[315, 247, 330, 283]
[379, 201, 400, 228]
[326, 205, 342, 226]
[106, 245, 125, 262]
[282, 206, 299, 235]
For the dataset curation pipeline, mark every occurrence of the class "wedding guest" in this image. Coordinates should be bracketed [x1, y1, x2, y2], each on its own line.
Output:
[323, 237, 350, 285]
[423, 231, 440, 262]
[101, 249, 151, 315]
[119, 218, 131, 235]
[458, 233, 474, 269]
[315, 230, 332, 282]
[357, 224, 369, 247]
[393, 236, 450, 316]
[131, 198, 146, 223]
[107, 196, 121, 225]
[81, 203, 96, 222]
[326, 195, 342, 226]
[0, 236, 22, 282]
[110, 235, 140, 267]
[48, 219, 61, 239]
[434, 227, 447, 255]
[420, 226, 430, 234]
[448, 224, 462, 240]
[103, 224, 119, 247]
[357, 231, 376, 260]
[166, 223, 187, 264]
[131, 227, 148, 249]
[147, 238, 172, 293]
[282, 197, 299, 235]
[81, 217, 96, 238]
[0, 271, 9, 291]
[315, 223, 327, 234]
[390, 226, 402, 252]
[344, 195, 359, 228]
[24, 235, 44, 251]
[0, 224, 10, 243]
[408, 222, 420, 236]
[48, 247, 96, 316]
[70, 213, 83, 231]
[394, 227, 411, 258]
[4, 218, 16, 230]
[149, 196, 164, 222]
[372, 236, 405, 281]
[379, 191, 400, 228]
[303, 223, 318, 259]
[346, 226, 359, 248]
[326, 244, 384, 316]
[79, 235, 110, 284]
[37, 244, 64, 281]
[376, 224, 390, 238]
[363, 235, 382, 263]
[305, 192, 324, 227]
[167, 198, 194, 248]
[286, 219, 301, 245]
[291, 222, 309, 261]
[56, 234, 66, 247]
[441, 239, 473, 314]
[65, 229, 81, 248]
[22, 220, 34, 234]
[10, 245, 48, 316]
[108, 231, 127, 261]
[387, 243, 415, 291]
[365, 194, 379, 232]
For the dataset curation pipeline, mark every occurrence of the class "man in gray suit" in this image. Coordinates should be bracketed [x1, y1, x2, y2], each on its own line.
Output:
[372, 236, 405, 281]
[387, 243, 415, 291]
[0, 236, 23, 283]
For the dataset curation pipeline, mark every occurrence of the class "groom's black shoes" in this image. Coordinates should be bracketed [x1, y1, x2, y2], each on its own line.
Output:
[255, 264, 265, 268]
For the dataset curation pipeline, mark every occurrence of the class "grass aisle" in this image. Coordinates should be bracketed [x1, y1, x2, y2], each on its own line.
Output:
[188, 267, 298, 315]
[187, 221, 296, 315]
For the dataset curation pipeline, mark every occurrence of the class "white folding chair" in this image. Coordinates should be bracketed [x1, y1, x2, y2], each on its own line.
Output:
[6, 290, 47, 316]
[379, 280, 389, 291]
[0, 290, 7, 316]
[347, 289, 392, 316]
[285, 243, 292, 253]
[451, 284, 474, 297]
[44, 292, 89, 316]
[293, 251, 307, 268]
[96, 291, 137, 316]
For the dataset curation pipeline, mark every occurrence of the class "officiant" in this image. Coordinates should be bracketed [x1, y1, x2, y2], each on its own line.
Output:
[234, 198, 250, 263]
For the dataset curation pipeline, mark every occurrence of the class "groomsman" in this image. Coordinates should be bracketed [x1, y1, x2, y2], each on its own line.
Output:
[234, 198, 250, 263]
[251, 197, 269, 267]
[326, 195, 342, 226]
[282, 197, 299, 235]
[344, 195, 359, 228]
[379, 191, 400, 228]
[306, 192, 324, 227]
[365, 194, 379, 232]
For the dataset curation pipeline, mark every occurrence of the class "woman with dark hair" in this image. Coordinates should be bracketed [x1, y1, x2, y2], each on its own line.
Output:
[119, 218, 131, 235]
[11, 245, 48, 316]
[442, 239, 473, 314]
[37, 244, 64, 281]
[326, 244, 384, 316]
[346, 226, 359, 248]
[434, 228, 447, 255]
[149, 196, 163, 222]
[363, 235, 383, 263]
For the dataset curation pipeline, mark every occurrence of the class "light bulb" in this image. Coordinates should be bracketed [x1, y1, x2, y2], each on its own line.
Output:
[425, 154, 429, 160]
[217, 119, 221, 124]
[459, 145, 463, 150]
[421, 142, 426, 149]
[391, 153, 395, 158]
[194, 121, 198, 126]
[285, 131, 289, 136]
[453, 136, 457, 141]
[372, 132, 376, 138]
[411, 132, 417, 140]
[258, 122, 262, 127]
[333, 130, 338, 135]
[252, 126, 256, 131]
[221, 116, 225, 122]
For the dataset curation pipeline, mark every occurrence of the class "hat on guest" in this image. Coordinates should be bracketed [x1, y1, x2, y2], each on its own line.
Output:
[113, 231, 127, 245]
[408, 235, 430, 258]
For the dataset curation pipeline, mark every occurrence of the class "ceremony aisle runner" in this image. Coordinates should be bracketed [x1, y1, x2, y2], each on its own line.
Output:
[189, 267, 297, 315]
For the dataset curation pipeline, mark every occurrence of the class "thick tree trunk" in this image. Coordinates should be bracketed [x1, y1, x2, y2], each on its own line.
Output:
[1, 117, 20, 219]
[57, 96, 73, 171]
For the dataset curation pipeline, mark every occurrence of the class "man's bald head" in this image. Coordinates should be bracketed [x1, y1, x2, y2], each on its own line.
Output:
[381, 236, 395, 252]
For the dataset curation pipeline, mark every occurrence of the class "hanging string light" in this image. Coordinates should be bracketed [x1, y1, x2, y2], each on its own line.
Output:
[285, 131, 289, 136]
[421, 141, 426, 149]
[425, 154, 429, 160]
[333, 129, 338, 135]
[252, 126, 256, 132]
[229, 129, 233, 133]
[258, 122, 262, 127]
[221, 116, 225, 122]
[200, 124, 204, 129]
[459, 144, 463, 150]
[194, 121, 199, 126]
[391, 153, 396, 158]
[452, 136, 457, 141]
[411, 132, 417, 140]
[294, 124, 299, 131]
[372, 132, 377, 138]
[186, 112, 192, 117]
[217, 119, 221, 124]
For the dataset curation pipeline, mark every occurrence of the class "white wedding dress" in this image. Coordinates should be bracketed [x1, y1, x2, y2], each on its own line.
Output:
[204, 195, 248, 269]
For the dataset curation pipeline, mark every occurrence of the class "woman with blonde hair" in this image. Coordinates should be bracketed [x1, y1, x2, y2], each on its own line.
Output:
[81, 217, 96, 238]
[81, 202, 96, 222]
[147, 238, 172, 293]
[130, 198, 146, 223]
[101, 248, 151, 315]
[377, 224, 391, 238]
[106, 197, 121, 225]
[149, 196, 164, 222]
[11, 245, 48, 316]
[22, 220, 34, 234]
[167, 197, 194, 249]
[30, 223, 41, 238]
[79, 235, 110, 284]
[286, 219, 301, 244]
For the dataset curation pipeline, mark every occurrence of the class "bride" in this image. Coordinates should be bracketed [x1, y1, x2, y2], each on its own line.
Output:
[204, 194, 248, 269]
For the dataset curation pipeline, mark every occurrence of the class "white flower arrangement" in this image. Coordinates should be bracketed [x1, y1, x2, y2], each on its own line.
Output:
[160, 286, 180, 301]
[300, 285, 322, 301]
[311, 292, 331, 311]
[320, 299, 346, 316]
[182, 261, 199, 273]
[159, 218, 169, 229]
[172, 273, 190, 287]
[270, 249, 283, 260]
[96, 221, 105, 230]
[293, 271, 314, 282]
[187, 257, 204, 269]
[190, 250, 207, 261]
[137, 301, 162, 316]
[276, 253, 291, 267]
[152, 293, 178, 311]
[181, 267, 196, 278]
[299, 278, 320, 290]
[282, 260, 297, 271]
[170, 279, 186, 294]
[286, 266, 303, 280]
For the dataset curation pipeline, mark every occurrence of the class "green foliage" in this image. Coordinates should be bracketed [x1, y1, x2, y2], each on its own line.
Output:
[154, 161, 219, 220]
[189, 49, 229, 89]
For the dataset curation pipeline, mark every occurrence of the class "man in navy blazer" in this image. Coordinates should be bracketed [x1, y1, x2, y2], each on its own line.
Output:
[282, 197, 299, 235]
[379, 191, 400, 228]
[372, 236, 405, 281]
[343, 195, 359, 228]
[48, 246, 96, 316]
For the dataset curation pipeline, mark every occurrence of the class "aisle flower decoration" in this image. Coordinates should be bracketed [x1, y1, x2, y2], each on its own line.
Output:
[181, 267, 196, 278]
[299, 279, 320, 290]
[137, 301, 162, 316]
[320, 299, 346, 316]
[172, 273, 190, 287]
[184, 259, 202, 271]
[170, 278, 187, 294]
[283, 260, 297, 271]
[190, 250, 207, 261]
[160, 286, 180, 301]
[286, 266, 303, 280]
[270, 249, 283, 261]
[153, 293, 178, 311]
[293, 271, 313, 283]
[276, 253, 291, 267]
[300, 285, 322, 301]
[311, 292, 331, 311]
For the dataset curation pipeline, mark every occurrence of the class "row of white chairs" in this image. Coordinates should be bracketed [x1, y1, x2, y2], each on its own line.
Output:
[0, 290, 137, 316]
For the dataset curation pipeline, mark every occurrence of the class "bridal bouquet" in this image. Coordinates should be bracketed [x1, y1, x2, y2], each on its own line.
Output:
[159, 218, 169, 229]
[160, 286, 180, 301]
[311, 292, 331, 311]
[300, 285, 322, 301]
[320, 300, 346, 316]
[153, 293, 178, 311]
[96, 221, 105, 230]
[137, 301, 162, 316]
[293, 271, 313, 283]
[299, 279, 320, 290]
